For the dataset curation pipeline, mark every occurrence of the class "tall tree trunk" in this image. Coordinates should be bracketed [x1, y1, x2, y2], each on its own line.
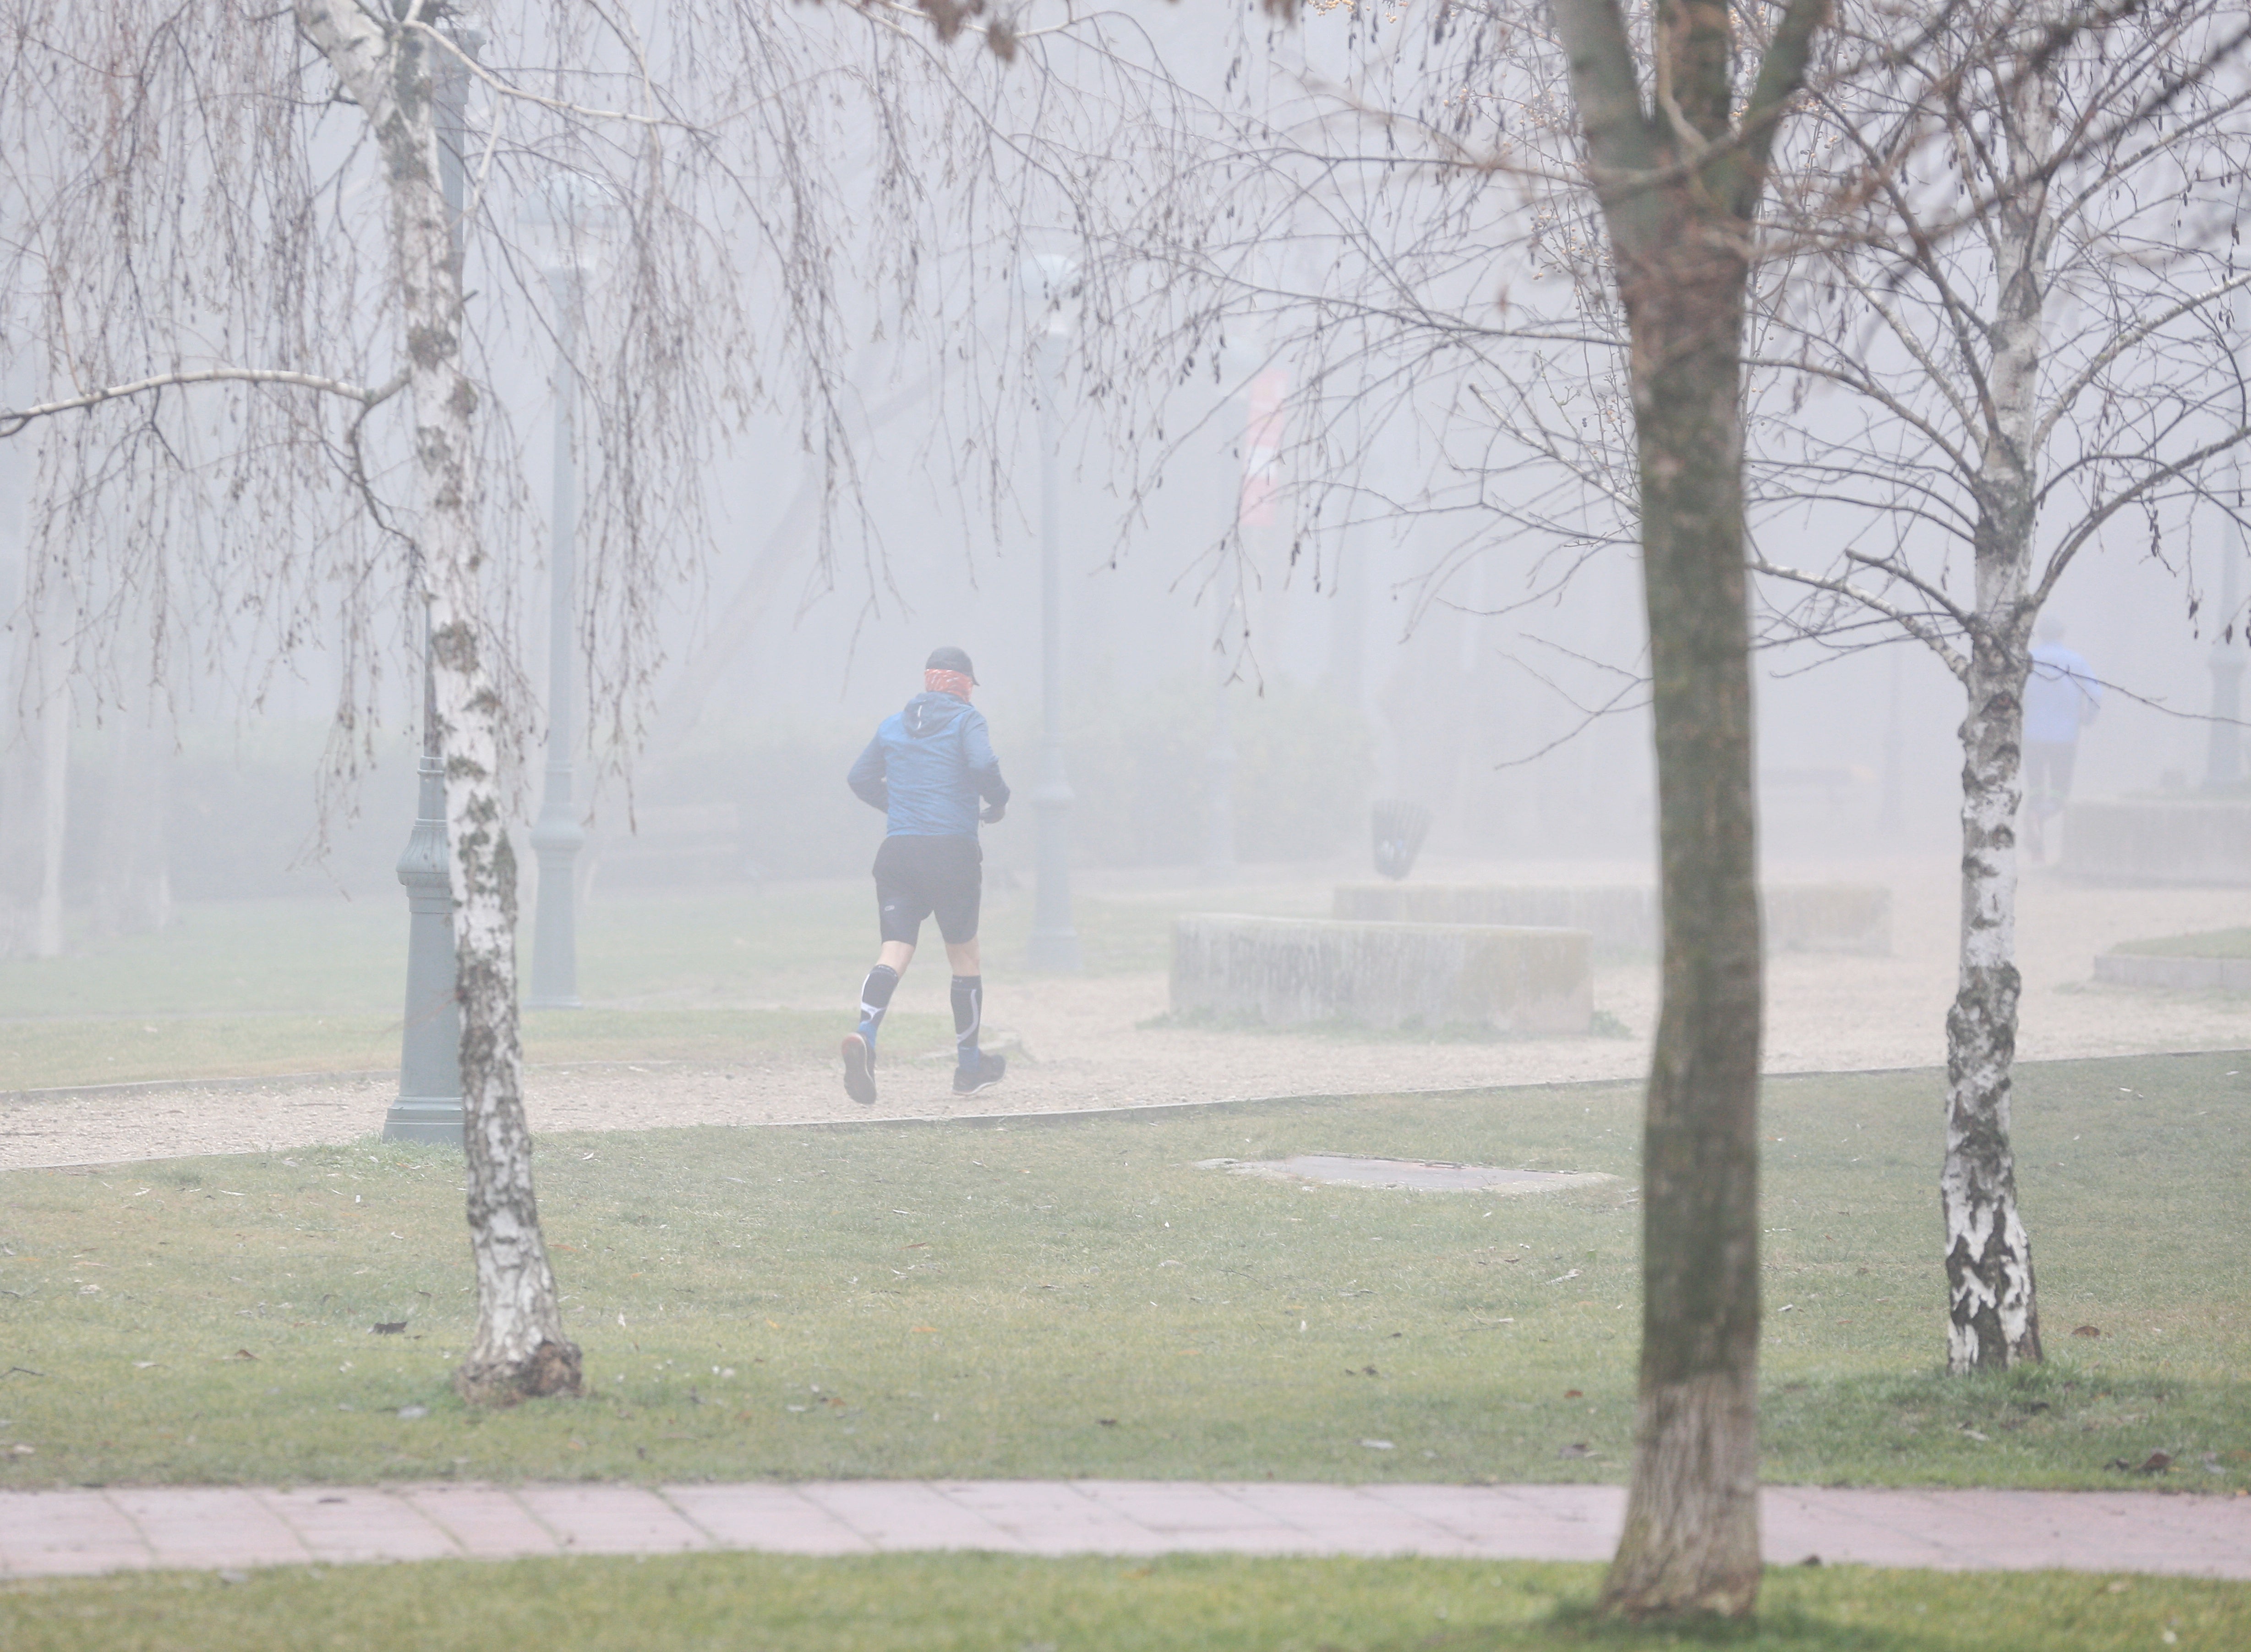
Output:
[300, 0, 580, 1403]
[1554, 0, 1829, 1619]
[1944, 49, 2053, 1372]
[1598, 227, 1765, 1623]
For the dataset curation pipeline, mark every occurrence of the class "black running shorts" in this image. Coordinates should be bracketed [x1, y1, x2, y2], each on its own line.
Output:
[873, 833, 982, 947]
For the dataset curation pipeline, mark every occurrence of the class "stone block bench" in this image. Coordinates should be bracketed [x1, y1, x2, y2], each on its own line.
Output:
[1170, 915, 1591, 1035]
[1331, 882, 1890, 957]
[2063, 799, 2251, 885]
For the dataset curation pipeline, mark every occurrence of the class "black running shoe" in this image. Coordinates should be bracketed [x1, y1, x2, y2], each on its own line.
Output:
[841, 1033, 877, 1105]
[952, 1050, 1006, 1095]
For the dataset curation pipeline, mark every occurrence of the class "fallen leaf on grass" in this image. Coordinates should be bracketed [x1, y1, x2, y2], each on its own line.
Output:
[230, 1349, 257, 1361]
[1563, 1389, 1583, 1399]
[1096, 1418, 1118, 1427]
[371, 1322, 407, 1335]
[2071, 1324, 2103, 1338]
[1558, 1443, 1593, 1459]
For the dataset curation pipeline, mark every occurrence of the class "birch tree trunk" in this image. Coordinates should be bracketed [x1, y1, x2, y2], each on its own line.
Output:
[299, 0, 580, 1403]
[1943, 52, 2054, 1375]
[1552, 0, 1829, 1620]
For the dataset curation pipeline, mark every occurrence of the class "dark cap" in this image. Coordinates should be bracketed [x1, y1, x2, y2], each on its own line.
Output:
[925, 645, 978, 684]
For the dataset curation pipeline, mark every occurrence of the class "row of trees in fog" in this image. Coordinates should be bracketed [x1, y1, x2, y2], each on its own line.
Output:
[2, 0, 2246, 1623]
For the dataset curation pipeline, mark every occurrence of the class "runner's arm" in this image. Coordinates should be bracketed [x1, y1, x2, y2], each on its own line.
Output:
[962, 711, 1010, 816]
[847, 735, 889, 812]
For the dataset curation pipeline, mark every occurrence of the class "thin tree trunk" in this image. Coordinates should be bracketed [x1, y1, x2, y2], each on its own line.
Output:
[1942, 27, 2053, 1376]
[1946, 631, 2041, 1370]
[300, 0, 579, 1403]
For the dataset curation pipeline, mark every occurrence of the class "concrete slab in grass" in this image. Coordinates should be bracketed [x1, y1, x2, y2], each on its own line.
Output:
[1199, 1154, 1615, 1196]
[2093, 952, 2251, 990]
[1171, 915, 1591, 1034]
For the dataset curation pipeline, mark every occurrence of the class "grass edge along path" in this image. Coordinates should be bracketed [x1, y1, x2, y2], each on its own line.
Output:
[0, 1552, 2245, 1652]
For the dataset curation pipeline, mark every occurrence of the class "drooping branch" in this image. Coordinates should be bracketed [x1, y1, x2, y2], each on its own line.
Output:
[0, 367, 407, 438]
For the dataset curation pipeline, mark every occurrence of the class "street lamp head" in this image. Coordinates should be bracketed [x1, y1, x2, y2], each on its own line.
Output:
[1017, 252, 1081, 340]
[520, 170, 623, 277]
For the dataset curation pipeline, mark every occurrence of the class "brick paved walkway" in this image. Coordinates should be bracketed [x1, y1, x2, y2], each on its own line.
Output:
[1, 1481, 2245, 1580]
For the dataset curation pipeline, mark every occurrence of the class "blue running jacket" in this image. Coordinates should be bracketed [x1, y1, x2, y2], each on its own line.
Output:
[847, 692, 1011, 837]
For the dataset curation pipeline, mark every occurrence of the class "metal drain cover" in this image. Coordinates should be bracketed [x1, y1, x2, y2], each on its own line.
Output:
[1195, 1154, 1616, 1194]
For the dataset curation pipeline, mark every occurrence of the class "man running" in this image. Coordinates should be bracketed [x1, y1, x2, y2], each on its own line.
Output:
[841, 646, 1011, 1105]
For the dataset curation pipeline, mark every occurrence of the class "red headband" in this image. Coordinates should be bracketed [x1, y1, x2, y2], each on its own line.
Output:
[925, 668, 974, 701]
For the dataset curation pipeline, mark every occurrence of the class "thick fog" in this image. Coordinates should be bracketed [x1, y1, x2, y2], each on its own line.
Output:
[0, 0, 2239, 935]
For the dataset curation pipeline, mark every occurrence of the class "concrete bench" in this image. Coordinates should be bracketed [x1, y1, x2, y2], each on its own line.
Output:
[1331, 882, 1890, 957]
[1170, 915, 1592, 1035]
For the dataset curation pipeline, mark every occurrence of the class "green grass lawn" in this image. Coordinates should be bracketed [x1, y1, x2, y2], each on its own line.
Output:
[1, 1052, 2242, 1493]
[2112, 927, 2251, 959]
[0, 880, 1316, 1090]
[1, 1554, 2243, 1652]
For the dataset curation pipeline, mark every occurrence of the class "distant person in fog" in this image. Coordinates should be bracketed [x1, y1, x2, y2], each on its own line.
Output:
[2023, 617, 2102, 863]
[841, 646, 1011, 1106]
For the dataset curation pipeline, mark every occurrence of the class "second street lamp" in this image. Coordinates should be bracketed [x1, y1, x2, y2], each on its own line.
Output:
[1020, 253, 1082, 973]
[528, 229, 589, 1007]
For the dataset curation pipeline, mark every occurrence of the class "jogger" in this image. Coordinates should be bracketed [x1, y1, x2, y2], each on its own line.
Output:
[842, 646, 1011, 1105]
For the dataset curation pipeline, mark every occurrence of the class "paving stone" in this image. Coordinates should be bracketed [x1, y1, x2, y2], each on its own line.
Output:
[107, 1488, 312, 1570]
[515, 1484, 713, 1555]
[931, 1481, 1173, 1555]
[255, 1488, 462, 1565]
[1358, 1483, 1625, 1560]
[398, 1484, 568, 1558]
[798, 1482, 1020, 1551]
[661, 1484, 872, 1555]
[0, 1491, 151, 1576]
[1064, 1481, 1320, 1552]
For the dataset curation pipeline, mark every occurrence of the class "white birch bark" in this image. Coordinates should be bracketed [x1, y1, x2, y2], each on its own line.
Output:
[1941, 35, 2054, 1376]
[298, 0, 580, 1401]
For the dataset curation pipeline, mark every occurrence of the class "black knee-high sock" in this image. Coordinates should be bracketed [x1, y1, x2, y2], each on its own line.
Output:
[858, 965, 899, 1047]
[951, 974, 982, 1068]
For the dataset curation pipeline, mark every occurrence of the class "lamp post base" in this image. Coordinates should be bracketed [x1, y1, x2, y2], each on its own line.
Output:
[382, 1094, 465, 1148]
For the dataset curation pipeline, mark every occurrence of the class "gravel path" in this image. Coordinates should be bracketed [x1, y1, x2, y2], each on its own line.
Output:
[6, 860, 2245, 1171]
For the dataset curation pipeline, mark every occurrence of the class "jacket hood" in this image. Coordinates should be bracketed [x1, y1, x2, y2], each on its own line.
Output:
[901, 690, 971, 738]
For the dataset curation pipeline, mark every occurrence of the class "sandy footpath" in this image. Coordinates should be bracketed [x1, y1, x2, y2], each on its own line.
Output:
[5, 861, 2245, 1170]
